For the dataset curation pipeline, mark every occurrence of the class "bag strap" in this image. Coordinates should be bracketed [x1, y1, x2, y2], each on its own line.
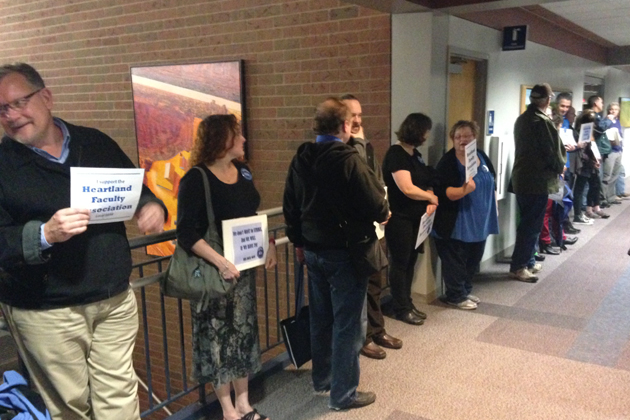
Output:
[191, 166, 216, 231]
[293, 262, 306, 317]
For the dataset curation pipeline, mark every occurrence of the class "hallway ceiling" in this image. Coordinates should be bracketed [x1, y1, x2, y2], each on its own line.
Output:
[347, 0, 630, 69]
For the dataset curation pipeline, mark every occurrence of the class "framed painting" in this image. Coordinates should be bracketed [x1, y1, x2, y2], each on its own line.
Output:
[619, 97, 630, 127]
[131, 60, 246, 256]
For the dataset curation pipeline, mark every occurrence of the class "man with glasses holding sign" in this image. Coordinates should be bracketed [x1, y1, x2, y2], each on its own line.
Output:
[0, 63, 166, 420]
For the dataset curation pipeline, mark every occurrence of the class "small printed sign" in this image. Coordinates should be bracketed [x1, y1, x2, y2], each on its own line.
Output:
[578, 122, 594, 145]
[70, 167, 144, 224]
[415, 210, 435, 249]
[502, 25, 527, 51]
[465, 139, 478, 181]
[222, 214, 269, 271]
[559, 128, 575, 147]
[487, 110, 495, 135]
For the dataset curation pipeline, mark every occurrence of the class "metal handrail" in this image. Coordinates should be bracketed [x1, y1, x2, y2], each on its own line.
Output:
[130, 208, 295, 418]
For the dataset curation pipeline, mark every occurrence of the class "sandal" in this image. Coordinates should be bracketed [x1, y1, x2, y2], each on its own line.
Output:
[241, 408, 268, 420]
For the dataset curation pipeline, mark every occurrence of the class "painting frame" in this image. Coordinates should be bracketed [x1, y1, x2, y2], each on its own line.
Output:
[619, 97, 630, 127]
[130, 60, 246, 256]
[520, 84, 571, 114]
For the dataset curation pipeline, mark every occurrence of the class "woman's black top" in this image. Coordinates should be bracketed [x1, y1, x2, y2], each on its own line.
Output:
[176, 162, 260, 252]
[382, 144, 437, 220]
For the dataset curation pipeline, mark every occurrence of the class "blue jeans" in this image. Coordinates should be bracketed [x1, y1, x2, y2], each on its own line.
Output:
[304, 248, 368, 409]
[510, 193, 548, 272]
[616, 164, 626, 196]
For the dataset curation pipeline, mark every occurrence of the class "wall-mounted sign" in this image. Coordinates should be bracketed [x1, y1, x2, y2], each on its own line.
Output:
[487, 110, 495, 135]
[502, 25, 527, 51]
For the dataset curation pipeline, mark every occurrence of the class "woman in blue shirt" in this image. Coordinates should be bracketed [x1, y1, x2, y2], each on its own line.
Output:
[432, 121, 499, 310]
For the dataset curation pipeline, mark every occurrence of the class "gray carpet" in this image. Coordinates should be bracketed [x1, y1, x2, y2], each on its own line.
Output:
[225, 199, 630, 420]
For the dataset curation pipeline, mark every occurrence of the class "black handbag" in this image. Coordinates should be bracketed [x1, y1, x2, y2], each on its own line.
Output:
[160, 166, 235, 312]
[280, 261, 311, 367]
[332, 208, 387, 278]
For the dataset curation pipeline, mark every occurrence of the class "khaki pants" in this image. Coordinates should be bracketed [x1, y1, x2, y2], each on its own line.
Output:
[1, 288, 140, 420]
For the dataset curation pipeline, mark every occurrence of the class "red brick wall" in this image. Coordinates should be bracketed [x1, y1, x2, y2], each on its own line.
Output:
[0, 0, 391, 212]
[0, 1, 391, 417]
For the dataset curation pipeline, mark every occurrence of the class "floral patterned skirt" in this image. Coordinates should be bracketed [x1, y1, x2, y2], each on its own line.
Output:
[190, 269, 261, 388]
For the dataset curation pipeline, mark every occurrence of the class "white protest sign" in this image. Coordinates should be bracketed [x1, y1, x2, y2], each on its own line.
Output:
[578, 122, 593, 145]
[464, 140, 478, 180]
[559, 129, 575, 147]
[415, 210, 435, 249]
[606, 127, 621, 143]
[70, 167, 144, 224]
[222, 214, 269, 271]
[590, 141, 601, 161]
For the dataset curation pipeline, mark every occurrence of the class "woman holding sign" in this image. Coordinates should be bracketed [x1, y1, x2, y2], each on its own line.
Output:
[573, 110, 608, 224]
[432, 121, 499, 310]
[176, 114, 276, 420]
[382, 113, 438, 325]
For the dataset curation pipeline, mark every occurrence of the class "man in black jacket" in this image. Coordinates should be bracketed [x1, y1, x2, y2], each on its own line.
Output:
[283, 98, 389, 411]
[341, 94, 402, 360]
[0, 63, 166, 420]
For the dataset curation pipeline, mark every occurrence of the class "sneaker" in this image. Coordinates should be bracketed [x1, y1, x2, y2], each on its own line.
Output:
[330, 391, 376, 410]
[528, 263, 542, 274]
[594, 210, 610, 219]
[618, 194, 630, 200]
[573, 214, 593, 225]
[509, 268, 539, 283]
[584, 211, 600, 219]
[447, 299, 477, 310]
[467, 294, 481, 303]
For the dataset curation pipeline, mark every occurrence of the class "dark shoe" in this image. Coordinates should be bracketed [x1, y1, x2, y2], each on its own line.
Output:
[330, 391, 376, 410]
[534, 253, 546, 262]
[360, 341, 386, 359]
[600, 201, 611, 208]
[411, 307, 427, 319]
[564, 225, 581, 234]
[594, 210, 610, 219]
[540, 243, 561, 255]
[563, 236, 578, 246]
[373, 333, 403, 349]
[396, 310, 424, 325]
[241, 409, 268, 420]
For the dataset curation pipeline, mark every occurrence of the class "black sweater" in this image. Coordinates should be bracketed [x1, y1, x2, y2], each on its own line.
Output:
[433, 148, 496, 239]
[283, 140, 389, 250]
[0, 120, 166, 309]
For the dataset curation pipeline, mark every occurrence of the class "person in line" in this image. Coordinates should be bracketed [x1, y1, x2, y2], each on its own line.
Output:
[584, 95, 611, 217]
[176, 114, 276, 420]
[283, 98, 389, 411]
[599, 102, 625, 204]
[554, 93, 581, 235]
[341, 94, 402, 360]
[573, 110, 605, 225]
[509, 83, 565, 283]
[605, 102, 629, 200]
[537, 110, 578, 255]
[382, 113, 438, 324]
[0, 63, 167, 420]
[433, 121, 499, 310]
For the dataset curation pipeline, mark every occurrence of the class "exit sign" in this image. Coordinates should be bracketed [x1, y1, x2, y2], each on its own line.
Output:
[502, 25, 527, 51]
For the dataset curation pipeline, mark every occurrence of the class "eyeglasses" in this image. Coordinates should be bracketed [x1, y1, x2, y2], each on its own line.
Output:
[0, 88, 43, 118]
